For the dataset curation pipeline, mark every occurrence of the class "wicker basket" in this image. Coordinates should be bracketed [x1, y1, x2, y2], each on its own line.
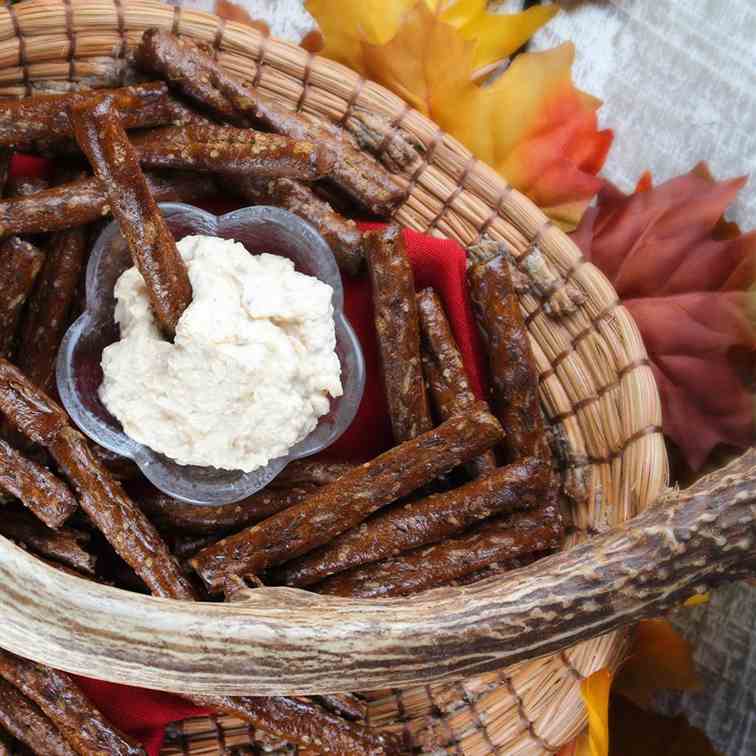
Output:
[0, 1, 671, 753]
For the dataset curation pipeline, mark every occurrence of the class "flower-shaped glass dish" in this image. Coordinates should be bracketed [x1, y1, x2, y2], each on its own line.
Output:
[57, 203, 365, 505]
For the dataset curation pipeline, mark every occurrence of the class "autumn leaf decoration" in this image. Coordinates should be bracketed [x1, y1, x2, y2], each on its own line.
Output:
[307, 1, 612, 229]
[571, 164, 756, 470]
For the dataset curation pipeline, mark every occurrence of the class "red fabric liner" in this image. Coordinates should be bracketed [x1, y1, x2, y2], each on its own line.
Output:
[9, 154, 487, 753]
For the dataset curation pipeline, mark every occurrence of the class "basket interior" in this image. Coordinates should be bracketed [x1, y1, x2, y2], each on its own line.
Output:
[0, 1, 669, 752]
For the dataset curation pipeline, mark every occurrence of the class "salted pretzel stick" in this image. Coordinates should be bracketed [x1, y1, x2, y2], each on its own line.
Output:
[467, 247, 551, 463]
[131, 125, 333, 179]
[0, 170, 217, 238]
[70, 96, 192, 337]
[135, 483, 317, 535]
[0, 439, 77, 528]
[189, 695, 402, 755]
[0, 82, 174, 146]
[0, 237, 44, 359]
[271, 459, 355, 489]
[237, 176, 364, 276]
[89, 445, 141, 482]
[15, 227, 88, 393]
[417, 288, 497, 478]
[136, 29, 404, 216]
[0, 359, 196, 600]
[318, 503, 564, 598]
[0, 508, 95, 574]
[315, 694, 367, 722]
[0, 678, 77, 756]
[365, 226, 433, 443]
[190, 404, 503, 590]
[274, 456, 548, 587]
[0, 650, 146, 756]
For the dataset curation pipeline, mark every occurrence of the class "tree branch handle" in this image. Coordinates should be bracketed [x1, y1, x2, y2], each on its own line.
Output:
[0, 449, 753, 695]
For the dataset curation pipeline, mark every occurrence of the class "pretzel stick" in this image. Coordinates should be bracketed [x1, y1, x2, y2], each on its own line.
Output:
[0, 82, 174, 146]
[0, 508, 94, 575]
[188, 695, 402, 755]
[89, 445, 141, 482]
[15, 226, 87, 394]
[190, 404, 503, 590]
[5, 175, 49, 199]
[318, 503, 564, 598]
[131, 125, 334, 179]
[271, 460, 355, 489]
[0, 650, 145, 756]
[467, 247, 551, 463]
[0, 678, 77, 756]
[135, 483, 316, 535]
[0, 170, 217, 238]
[0, 237, 44, 359]
[365, 226, 433, 443]
[417, 288, 497, 478]
[314, 694, 367, 722]
[273, 456, 548, 587]
[70, 96, 192, 337]
[136, 29, 404, 216]
[0, 359, 196, 600]
[236, 177, 364, 276]
[0, 439, 77, 528]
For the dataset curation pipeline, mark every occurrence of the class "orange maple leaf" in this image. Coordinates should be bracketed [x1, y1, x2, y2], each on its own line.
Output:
[308, 1, 610, 229]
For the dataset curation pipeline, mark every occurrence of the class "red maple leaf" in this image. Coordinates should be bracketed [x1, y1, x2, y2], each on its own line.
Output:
[571, 163, 755, 470]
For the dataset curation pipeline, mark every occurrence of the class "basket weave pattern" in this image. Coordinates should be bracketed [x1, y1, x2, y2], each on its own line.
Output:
[0, 1, 668, 752]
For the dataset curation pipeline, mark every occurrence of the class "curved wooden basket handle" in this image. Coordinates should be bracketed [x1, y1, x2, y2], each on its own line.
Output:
[0, 449, 753, 695]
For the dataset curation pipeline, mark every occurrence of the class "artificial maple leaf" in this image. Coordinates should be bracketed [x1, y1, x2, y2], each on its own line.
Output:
[571, 164, 756, 469]
[315, 1, 610, 228]
[562, 620, 706, 756]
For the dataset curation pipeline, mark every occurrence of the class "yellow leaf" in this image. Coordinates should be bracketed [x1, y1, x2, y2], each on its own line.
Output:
[310, 1, 610, 227]
[452, 3, 560, 71]
[576, 668, 612, 756]
[684, 592, 710, 607]
[614, 619, 701, 709]
[305, 0, 412, 71]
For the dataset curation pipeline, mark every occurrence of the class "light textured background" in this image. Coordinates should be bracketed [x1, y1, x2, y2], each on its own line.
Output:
[171, 2, 756, 753]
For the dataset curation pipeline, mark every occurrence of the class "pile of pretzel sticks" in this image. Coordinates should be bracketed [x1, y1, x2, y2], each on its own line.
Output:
[0, 28, 572, 756]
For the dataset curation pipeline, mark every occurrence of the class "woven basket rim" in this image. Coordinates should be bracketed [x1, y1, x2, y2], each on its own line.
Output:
[0, 2, 669, 753]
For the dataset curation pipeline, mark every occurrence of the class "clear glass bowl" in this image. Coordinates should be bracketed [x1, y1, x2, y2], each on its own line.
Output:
[57, 203, 365, 505]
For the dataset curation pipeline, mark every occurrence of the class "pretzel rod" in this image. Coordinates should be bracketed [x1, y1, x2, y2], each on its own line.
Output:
[314, 694, 367, 722]
[89, 445, 141, 482]
[166, 532, 218, 560]
[0, 650, 145, 755]
[0, 237, 44, 359]
[136, 30, 404, 216]
[189, 695, 402, 755]
[273, 456, 548, 588]
[365, 226, 433, 443]
[318, 503, 564, 598]
[5, 175, 50, 199]
[236, 176, 364, 275]
[0, 678, 77, 756]
[135, 483, 317, 535]
[271, 460, 355, 489]
[49, 428, 197, 601]
[0, 170, 217, 238]
[467, 249, 551, 463]
[131, 125, 334, 180]
[0, 508, 95, 575]
[71, 97, 192, 337]
[0, 359, 196, 600]
[0, 82, 174, 146]
[189, 404, 503, 590]
[15, 226, 88, 392]
[417, 287, 497, 478]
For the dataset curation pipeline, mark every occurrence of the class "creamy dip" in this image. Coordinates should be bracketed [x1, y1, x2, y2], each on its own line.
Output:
[99, 234, 343, 471]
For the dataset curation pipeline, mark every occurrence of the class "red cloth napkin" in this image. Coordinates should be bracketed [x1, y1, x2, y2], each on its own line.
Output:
[9, 155, 487, 753]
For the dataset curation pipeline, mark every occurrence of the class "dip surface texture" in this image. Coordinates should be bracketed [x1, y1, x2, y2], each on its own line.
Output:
[99, 234, 343, 471]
